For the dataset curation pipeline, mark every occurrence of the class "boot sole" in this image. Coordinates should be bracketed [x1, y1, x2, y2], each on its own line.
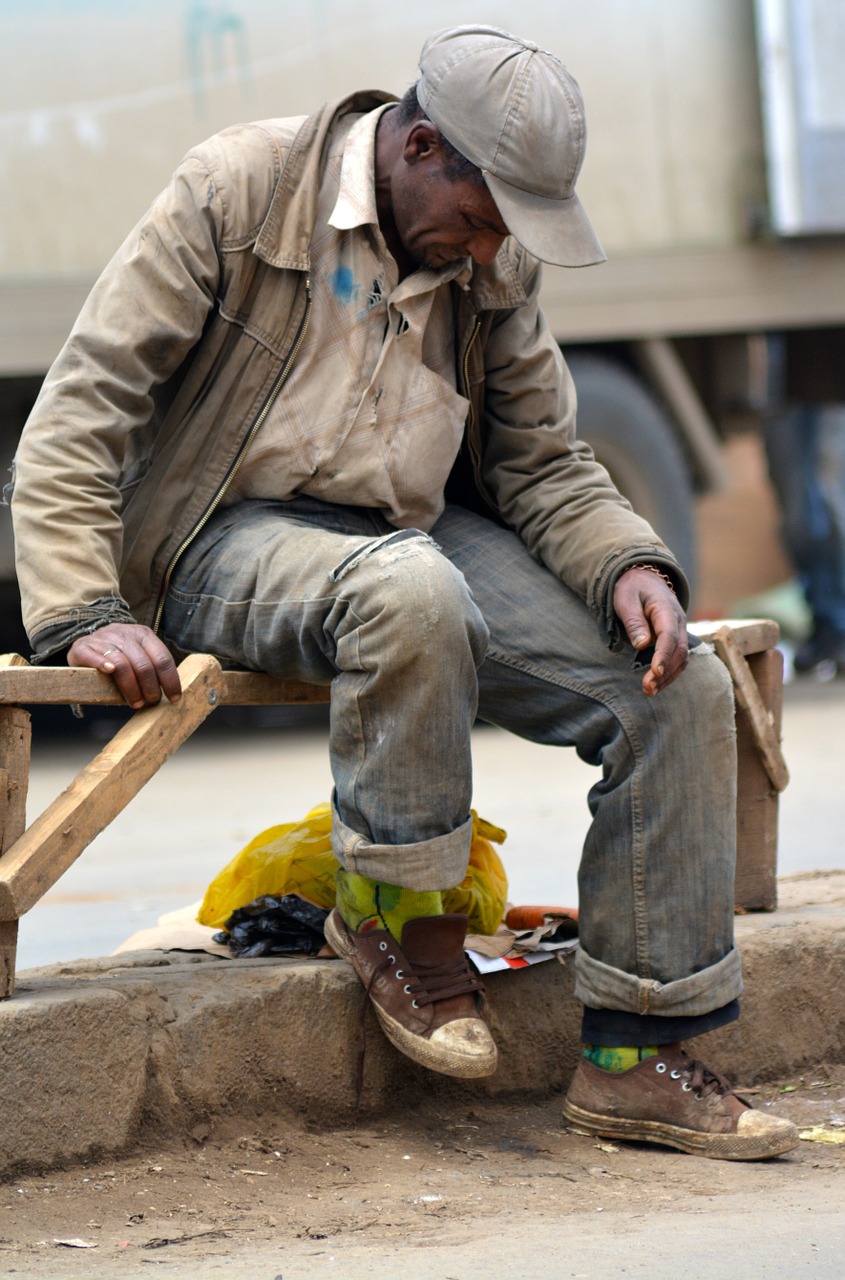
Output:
[324, 911, 498, 1080]
[562, 1098, 799, 1161]
[374, 1004, 498, 1079]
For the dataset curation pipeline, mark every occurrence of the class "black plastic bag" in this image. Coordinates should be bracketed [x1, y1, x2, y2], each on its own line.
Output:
[213, 894, 329, 958]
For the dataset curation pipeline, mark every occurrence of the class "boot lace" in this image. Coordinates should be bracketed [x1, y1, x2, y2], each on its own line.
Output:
[401, 955, 485, 1007]
[685, 1056, 736, 1101]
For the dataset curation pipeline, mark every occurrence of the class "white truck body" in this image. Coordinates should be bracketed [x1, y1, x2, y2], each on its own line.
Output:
[2, 0, 844, 603]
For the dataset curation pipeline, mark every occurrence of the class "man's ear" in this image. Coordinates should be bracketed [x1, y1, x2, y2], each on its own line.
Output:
[402, 119, 443, 166]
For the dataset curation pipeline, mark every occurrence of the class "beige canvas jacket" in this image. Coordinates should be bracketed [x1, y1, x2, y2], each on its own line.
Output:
[11, 92, 687, 660]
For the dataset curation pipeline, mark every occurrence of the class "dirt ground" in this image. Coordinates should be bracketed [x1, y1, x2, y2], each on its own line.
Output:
[0, 1069, 842, 1279]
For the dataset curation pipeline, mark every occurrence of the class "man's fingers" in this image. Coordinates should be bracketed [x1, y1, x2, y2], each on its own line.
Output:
[643, 607, 689, 695]
[647, 627, 686, 696]
[621, 613, 653, 651]
[67, 625, 182, 707]
[71, 636, 151, 707]
[612, 566, 689, 697]
[650, 606, 681, 674]
[109, 640, 166, 706]
[133, 633, 182, 702]
[613, 572, 661, 651]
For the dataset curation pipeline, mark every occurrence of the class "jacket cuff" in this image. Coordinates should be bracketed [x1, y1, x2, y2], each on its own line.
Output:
[591, 547, 690, 654]
[29, 597, 137, 663]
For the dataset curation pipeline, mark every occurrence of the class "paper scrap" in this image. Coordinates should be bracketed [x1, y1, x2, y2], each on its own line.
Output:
[466, 949, 554, 975]
[798, 1125, 845, 1145]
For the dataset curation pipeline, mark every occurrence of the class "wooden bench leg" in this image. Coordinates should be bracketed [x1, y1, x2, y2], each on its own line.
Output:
[733, 648, 784, 912]
[0, 706, 31, 997]
[0, 922, 19, 997]
[690, 622, 787, 913]
[0, 654, 224, 940]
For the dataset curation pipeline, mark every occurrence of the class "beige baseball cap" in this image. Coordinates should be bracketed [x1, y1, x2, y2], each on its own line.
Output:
[416, 25, 606, 268]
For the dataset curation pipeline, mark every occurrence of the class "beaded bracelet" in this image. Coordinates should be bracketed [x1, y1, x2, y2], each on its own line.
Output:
[627, 563, 677, 594]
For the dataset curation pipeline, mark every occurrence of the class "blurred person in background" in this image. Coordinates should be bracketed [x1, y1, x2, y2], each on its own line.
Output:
[764, 333, 845, 678]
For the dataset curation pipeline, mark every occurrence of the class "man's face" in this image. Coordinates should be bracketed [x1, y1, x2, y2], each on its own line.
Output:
[390, 127, 509, 270]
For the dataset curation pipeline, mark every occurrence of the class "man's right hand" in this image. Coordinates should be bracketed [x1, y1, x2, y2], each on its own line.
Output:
[67, 624, 182, 708]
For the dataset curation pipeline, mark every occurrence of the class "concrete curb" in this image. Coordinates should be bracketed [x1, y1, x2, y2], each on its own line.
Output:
[2, 872, 843, 1179]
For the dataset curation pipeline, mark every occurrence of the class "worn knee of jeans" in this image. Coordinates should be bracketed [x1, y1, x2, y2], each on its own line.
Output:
[686, 642, 736, 750]
[655, 643, 738, 809]
[326, 532, 487, 863]
[330, 530, 489, 680]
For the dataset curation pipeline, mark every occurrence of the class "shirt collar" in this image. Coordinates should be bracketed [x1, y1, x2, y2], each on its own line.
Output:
[328, 104, 390, 232]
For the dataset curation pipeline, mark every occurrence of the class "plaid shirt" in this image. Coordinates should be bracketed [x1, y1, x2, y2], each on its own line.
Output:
[225, 105, 472, 530]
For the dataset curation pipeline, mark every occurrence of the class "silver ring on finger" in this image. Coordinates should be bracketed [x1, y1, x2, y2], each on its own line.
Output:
[102, 647, 119, 657]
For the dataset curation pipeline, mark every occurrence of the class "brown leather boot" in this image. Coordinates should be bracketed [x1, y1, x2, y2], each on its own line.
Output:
[324, 909, 498, 1078]
[563, 1044, 799, 1160]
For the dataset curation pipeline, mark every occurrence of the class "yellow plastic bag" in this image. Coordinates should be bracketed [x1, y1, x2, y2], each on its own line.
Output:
[197, 803, 508, 936]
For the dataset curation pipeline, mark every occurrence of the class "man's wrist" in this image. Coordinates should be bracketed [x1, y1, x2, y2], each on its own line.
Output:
[626, 563, 677, 595]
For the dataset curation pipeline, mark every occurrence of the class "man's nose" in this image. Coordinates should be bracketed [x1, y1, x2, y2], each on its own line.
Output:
[466, 231, 506, 265]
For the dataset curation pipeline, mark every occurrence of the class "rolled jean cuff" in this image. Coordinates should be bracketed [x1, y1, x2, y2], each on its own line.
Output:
[574, 944, 743, 1017]
[329, 797, 473, 891]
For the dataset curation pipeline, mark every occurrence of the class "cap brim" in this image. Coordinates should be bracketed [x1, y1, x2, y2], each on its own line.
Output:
[483, 171, 606, 268]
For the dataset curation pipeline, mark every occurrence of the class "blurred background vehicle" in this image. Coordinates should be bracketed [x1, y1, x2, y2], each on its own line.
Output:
[2, 0, 844, 645]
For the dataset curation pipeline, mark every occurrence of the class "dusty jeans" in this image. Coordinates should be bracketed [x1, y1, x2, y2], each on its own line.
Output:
[162, 497, 742, 1020]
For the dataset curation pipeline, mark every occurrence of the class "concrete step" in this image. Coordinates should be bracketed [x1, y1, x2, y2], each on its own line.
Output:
[2, 871, 843, 1179]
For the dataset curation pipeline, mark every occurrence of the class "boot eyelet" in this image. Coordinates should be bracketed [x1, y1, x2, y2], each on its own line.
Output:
[378, 941, 388, 952]
[395, 969, 404, 980]
[403, 985, 412, 995]
[411, 1000, 419, 1008]
[388, 955, 396, 964]
[655, 1062, 667, 1073]
[682, 1081, 692, 1092]
[670, 1070, 681, 1079]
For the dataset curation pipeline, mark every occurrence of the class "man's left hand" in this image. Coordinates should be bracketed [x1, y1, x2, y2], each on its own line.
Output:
[613, 566, 689, 697]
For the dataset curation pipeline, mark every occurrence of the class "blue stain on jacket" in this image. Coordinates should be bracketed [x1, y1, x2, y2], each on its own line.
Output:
[329, 266, 358, 305]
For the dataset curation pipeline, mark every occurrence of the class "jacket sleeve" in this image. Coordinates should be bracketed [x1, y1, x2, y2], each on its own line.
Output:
[10, 151, 226, 657]
[478, 247, 689, 647]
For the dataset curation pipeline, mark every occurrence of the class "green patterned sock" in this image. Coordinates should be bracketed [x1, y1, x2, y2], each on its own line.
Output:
[584, 1045, 659, 1072]
[335, 868, 443, 942]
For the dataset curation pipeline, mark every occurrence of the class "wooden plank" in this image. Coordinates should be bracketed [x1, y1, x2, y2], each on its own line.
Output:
[0, 708, 31, 856]
[222, 672, 330, 705]
[713, 627, 789, 792]
[0, 655, 222, 920]
[0, 921, 18, 998]
[691, 621, 784, 910]
[734, 649, 783, 912]
[0, 707, 32, 997]
[0, 666, 125, 705]
[688, 619, 780, 656]
[0, 664, 328, 707]
[0, 655, 30, 669]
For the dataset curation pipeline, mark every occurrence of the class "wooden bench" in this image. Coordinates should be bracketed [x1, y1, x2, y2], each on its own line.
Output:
[0, 618, 788, 998]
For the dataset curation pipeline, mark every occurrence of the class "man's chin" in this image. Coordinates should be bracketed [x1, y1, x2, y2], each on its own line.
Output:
[402, 241, 465, 271]
[422, 249, 463, 269]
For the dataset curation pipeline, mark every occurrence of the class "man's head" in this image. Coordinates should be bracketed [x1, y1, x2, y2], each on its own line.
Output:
[382, 85, 510, 271]
[409, 25, 605, 269]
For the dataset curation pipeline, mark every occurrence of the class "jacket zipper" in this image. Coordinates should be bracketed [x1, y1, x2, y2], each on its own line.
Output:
[460, 316, 496, 509]
[152, 277, 312, 633]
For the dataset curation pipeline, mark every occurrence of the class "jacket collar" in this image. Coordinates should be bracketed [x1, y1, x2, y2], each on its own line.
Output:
[254, 91, 395, 271]
[465, 253, 529, 311]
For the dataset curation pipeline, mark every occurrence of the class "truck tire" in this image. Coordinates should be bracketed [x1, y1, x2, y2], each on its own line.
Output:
[565, 351, 697, 595]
